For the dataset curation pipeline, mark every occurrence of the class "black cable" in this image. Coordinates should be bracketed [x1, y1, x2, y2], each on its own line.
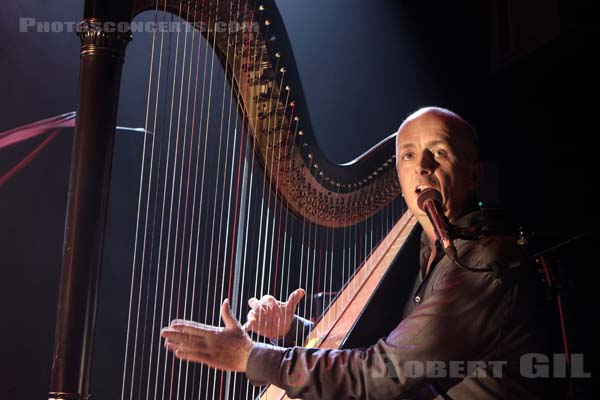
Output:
[444, 246, 495, 275]
[444, 231, 593, 277]
[531, 232, 592, 259]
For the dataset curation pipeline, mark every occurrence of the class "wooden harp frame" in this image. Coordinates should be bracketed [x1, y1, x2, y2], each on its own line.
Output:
[49, 1, 413, 399]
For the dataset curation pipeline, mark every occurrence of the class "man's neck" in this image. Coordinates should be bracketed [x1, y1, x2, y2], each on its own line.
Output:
[417, 216, 438, 246]
[425, 245, 436, 275]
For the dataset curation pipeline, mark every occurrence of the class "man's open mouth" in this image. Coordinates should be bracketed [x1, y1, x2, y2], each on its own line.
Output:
[415, 185, 435, 194]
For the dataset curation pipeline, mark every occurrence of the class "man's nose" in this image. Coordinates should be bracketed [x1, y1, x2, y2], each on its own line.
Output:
[416, 152, 435, 175]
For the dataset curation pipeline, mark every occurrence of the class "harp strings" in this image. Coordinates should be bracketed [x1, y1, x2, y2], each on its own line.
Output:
[120, 0, 169, 399]
[120, 1, 406, 399]
[256, 50, 290, 342]
[180, 0, 211, 397]
[221, 2, 252, 397]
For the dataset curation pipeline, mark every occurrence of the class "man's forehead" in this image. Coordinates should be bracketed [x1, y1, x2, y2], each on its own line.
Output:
[396, 124, 452, 146]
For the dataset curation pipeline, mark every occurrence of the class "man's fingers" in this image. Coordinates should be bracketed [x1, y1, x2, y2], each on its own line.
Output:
[166, 340, 205, 353]
[170, 321, 222, 334]
[286, 288, 305, 309]
[243, 310, 256, 331]
[242, 318, 254, 332]
[247, 306, 266, 318]
[174, 349, 192, 360]
[170, 319, 216, 330]
[248, 297, 259, 308]
[250, 304, 267, 317]
[161, 328, 206, 345]
[264, 296, 277, 307]
[266, 301, 275, 313]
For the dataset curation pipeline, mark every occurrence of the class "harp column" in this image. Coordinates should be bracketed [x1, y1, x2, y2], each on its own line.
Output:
[49, 20, 131, 400]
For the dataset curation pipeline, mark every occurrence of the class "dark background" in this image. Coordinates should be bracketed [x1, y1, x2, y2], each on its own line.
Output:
[0, 0, 597, 398]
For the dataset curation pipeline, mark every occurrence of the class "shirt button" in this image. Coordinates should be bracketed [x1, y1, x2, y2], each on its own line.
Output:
[414, 295, 421, 303]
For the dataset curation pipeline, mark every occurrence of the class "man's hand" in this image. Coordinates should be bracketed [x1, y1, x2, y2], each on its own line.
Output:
[160, 299, 253, 372]
[244, 288, 305, 339]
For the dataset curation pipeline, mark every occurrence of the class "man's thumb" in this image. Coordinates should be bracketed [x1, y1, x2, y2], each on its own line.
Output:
[221, 299, 239, 329]
[287, 288, 305, 308]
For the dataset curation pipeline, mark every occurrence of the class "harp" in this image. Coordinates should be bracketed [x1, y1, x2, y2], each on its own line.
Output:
[49, 1, 419, 399]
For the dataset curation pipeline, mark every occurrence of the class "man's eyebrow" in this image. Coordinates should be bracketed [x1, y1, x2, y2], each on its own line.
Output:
[398, 143, 415, 150]
[425, 139, 448, 147]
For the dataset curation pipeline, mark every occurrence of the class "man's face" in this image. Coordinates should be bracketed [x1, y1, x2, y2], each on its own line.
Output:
[395, 111, 479, 222]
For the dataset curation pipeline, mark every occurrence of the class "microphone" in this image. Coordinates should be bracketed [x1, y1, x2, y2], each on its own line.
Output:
[417, 188, 458, 262]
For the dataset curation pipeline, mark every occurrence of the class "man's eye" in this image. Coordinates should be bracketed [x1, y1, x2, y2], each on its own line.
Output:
[433, 149, 448, 158]
[402, 152, 414, 161]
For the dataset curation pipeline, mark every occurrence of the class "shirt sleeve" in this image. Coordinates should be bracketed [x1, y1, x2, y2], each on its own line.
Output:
[245, 263, 516, 399]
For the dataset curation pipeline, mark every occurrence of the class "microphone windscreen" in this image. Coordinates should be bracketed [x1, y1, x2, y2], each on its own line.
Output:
[416, 188, 442, 211]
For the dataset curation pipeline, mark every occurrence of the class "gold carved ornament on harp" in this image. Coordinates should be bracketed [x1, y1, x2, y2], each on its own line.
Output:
[53, 1, 417, 399]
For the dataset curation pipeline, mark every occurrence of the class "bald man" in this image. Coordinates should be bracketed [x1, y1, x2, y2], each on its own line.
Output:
[161, 107, 548, 399]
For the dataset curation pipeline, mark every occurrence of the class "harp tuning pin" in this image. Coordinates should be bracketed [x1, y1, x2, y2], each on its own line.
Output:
[259, 4, 265, 11]
[319, 171, 324, 176]
[298, 130, 304, 136]
[285, 85, 290, 91]
[280, 67, 286, 73]
[294, 116, 300, 122]
[265, 19, 271, 26]
[275, 52, 281, 58]
[308, 153, 312, 158]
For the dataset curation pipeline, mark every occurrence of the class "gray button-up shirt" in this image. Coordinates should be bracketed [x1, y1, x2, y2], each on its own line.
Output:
[246, 210, 549, 399]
